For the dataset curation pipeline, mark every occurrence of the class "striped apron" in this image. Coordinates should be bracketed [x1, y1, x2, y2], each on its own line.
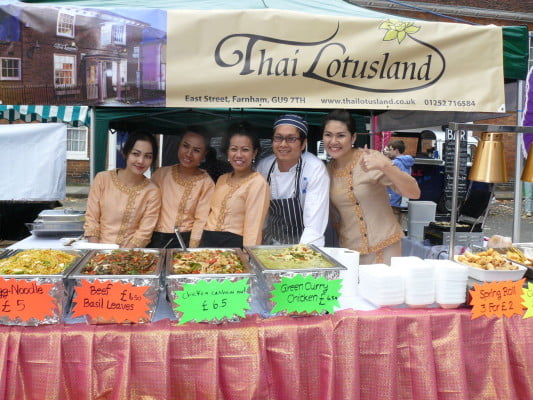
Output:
[263, 158, 305, 245]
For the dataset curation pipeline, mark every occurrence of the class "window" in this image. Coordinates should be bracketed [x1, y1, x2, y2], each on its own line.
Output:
[0, 57, 21, 80]
[101, 22, 126, 46]
[54, 54, 76, 87]
[67, 126, 88, 160]
[57, 10, 75, 38]
[112, 25, 126, 45]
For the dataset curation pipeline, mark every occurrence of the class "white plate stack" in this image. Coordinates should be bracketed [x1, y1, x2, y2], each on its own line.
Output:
[391, 256, 435, 308]
[358, 264, 404, 307]
[427, 259, 468, 308]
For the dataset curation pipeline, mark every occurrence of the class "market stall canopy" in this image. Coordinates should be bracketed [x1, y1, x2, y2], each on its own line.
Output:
[1, 0, 528, 174]
[17, 0, 400, 19]
[0, 105, 90, 126]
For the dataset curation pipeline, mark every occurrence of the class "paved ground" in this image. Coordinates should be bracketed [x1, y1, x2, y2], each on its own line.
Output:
[482, 199, 533, 242]
[59, 186, 533, 243]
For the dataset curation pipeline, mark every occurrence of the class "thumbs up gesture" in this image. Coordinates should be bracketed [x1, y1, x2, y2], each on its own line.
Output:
[360, 145, 392, 172]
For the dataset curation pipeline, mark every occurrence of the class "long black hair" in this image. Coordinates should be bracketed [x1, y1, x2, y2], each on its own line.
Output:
[122, 130, 158, 165]
[321, 109, 357, 135]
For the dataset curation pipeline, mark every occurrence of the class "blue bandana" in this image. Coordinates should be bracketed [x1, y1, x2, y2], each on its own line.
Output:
[273, 114, 308, 137]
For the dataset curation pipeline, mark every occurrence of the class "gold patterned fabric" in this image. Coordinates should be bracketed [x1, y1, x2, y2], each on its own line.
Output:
[0, 310, 532, 399]
[204, 172, 270, 246]
[328, 149, 404, 264]
[84, 169, 161, 248]
[151, 165, 215, 246]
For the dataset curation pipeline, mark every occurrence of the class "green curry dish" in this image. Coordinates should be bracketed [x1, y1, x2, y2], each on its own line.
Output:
[254, 245, 335, 270]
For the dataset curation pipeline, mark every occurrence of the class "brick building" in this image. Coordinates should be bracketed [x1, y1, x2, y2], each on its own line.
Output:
[0, 3, 166, 184]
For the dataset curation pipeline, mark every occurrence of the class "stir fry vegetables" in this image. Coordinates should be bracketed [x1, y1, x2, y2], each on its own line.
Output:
[172, 250, 246, 274]
[83, 250, 158, 275]
[253, 244, 334, 270]
[0, 249, 76, 275]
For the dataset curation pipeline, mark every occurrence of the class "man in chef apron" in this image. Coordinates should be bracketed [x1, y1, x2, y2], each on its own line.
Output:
[257, 114, 330, 246]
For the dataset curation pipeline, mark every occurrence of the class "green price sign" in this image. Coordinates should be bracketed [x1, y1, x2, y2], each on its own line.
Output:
[174, 279, 250, 325]
[271, 274, 342, 314]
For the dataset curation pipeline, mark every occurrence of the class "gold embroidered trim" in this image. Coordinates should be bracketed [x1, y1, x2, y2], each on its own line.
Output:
[130, 237, 144, 249]
[84, 229, 100, 238]
[366, 231, 404, 255]
[111, 169, 150, 193]
[329, 149, 360, 178]
[171, 166, 207, 228]
[215, 172, 257, 230]
[376, 249, 384, 264]
[330, 151, 371, 252]
[111, 169, 150, 246]
[330, 152, 403, 255]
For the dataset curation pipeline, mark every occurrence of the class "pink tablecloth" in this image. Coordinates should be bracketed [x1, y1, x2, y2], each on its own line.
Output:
[0, 308, 532, 400]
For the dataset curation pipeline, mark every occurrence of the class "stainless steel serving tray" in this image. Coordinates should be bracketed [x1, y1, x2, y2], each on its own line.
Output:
[37, 209, 86, 222]
[245, 244, 346, 274]
[0, 248, 87, 326]
[67, 248, 164, 324]
[244, 245, 346, 316]
[165, 248, 256, 323]
[26, 221, 85, 238]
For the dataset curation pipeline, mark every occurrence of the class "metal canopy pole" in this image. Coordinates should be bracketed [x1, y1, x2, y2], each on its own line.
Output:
[448, 127, 461, 259]
[447, 123, 533, 260]
[514, 80, 525, 240]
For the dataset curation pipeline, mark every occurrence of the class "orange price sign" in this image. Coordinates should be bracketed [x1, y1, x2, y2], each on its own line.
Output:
[0, 277, 56, 321]
[71, 279, 151, 323]
[469, 279, 526, 319]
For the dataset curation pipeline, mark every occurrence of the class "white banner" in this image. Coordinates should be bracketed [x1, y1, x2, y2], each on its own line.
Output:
[0, 123, 66, 201]
[167, 10, 505, 112]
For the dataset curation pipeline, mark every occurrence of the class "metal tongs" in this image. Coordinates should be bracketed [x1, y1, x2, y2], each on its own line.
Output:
[174, 227, 188, 251]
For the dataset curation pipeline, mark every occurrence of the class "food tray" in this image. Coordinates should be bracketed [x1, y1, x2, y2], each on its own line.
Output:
[0, 248, 86, 326]
[68, 249, 163, 324]
[245, 244, 346, 316]
[37, 209, 86, 222]
[472, 244, 533, 279]
[26, 222, 85, 238]
[454, 255, 527, 282]
[165, 248, 256, 324]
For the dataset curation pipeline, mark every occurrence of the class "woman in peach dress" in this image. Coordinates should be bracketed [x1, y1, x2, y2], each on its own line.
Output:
[200, 121, 270, 248]
[149, 126, 215, 248]
[322, 110, 420, 264]
[84, 131, 161, 248]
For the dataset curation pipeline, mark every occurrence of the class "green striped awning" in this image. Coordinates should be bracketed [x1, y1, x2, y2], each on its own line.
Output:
[0, 105, 90, 126]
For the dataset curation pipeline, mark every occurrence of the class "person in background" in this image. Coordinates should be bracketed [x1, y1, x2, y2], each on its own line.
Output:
[322, 110, 420, 265]
[383, 139, 415, 223]
[257, 114, 330, 246]
[84, 131, 161, 248]
[149, 126, 215, 248]
[200, 121, 270, 248]
[201, 146, 233, 183]
[524, 182, 532, 218]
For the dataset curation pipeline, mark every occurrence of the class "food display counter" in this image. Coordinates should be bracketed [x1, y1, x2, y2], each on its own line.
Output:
[1, 237, 532, 399]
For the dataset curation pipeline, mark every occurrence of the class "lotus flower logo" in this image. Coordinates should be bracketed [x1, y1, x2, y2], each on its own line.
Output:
[379, 19, 421, 44]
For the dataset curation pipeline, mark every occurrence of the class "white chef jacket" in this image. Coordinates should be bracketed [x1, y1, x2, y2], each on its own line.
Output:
[257, 151, 330, 246]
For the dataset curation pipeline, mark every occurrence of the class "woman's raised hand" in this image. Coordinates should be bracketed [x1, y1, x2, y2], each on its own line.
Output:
[360, 145, 392, 172]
